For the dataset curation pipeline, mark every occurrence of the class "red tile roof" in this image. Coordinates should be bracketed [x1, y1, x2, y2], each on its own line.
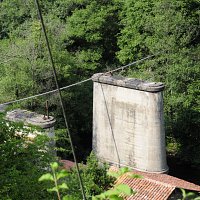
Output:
[131, 169, 200, 192]
[60, 159, 75, 170]
[116, 173, 175, 200]
[110, 166, 200, 200]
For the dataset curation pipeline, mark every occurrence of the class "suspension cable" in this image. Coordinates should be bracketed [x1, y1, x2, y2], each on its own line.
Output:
[0, 53, 158, 107]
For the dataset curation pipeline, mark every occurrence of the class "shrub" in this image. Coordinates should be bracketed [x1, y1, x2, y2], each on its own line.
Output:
[63, 152, 115, 200]
[0, 114, 55, 200]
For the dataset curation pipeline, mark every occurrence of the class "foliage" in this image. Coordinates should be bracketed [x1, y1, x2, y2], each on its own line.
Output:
[66, 152, 115, 199]
[39, 162, 70, 200]
[166, 136, 182, 156]
[92, 184, 135, 200]
[39, 154, 137, 200]
[1, 0, 200, 198]
[178, 188, 200, 200]
[0, 0, 200, 165]
[54, 129, 72, 159]
[0, 113, 54, 199]
[107, 167, 143, 179]
[39, 152, 115, 199]
[93, 184, 135, 200]
[93, 167, 142, 200]
[0, 0, 121, 161]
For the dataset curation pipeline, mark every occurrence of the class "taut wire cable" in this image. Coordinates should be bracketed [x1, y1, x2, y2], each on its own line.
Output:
[34, 0, 86, 199]
[0, 53, 158, 107]
[0, 78, 92, 106]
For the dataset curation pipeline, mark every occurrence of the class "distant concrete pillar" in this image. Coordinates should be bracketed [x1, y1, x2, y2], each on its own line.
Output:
[92, 73, 168, 173]
[6, 109, 56, 152]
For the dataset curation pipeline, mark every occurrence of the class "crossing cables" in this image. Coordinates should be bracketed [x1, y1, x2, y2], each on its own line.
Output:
[34, 0, 87, 199]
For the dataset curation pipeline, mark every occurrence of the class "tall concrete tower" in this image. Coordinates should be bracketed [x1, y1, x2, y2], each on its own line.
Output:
[92, 73, 168, 173]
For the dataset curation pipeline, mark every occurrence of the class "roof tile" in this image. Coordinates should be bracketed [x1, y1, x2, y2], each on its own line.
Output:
[110, 166, 200, 200]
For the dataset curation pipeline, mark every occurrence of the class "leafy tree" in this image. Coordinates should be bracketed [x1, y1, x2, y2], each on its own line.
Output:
[0, 113, 55, 199]
[38, 152, 115, 200]
[66, 152, 115, 199]
[49, 0, 121, 159]
[0, 0, 199, 165]
[0, 0, 121, 161]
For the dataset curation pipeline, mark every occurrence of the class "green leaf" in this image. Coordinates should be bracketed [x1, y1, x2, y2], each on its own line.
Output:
[108, 167, 132, 178]
[38, 173, 54, 182]
[107, 171, 119, 178]
[180, 188, 186, 197]
[186, 192, 196, 198]
[109, 195, 123, 200]
[47, 187, 58, 193]
[120, 167, 130, 174]
[128, 174, 143, 179]
[57, 169, 68, 180]
[63, 195, 75, 200]
[104, 188, 121, 196]
[58, 183, 68, 190]
[50, 162, 59, 170]
[94, 193, 106, 199]
[115, 184, 134, 196]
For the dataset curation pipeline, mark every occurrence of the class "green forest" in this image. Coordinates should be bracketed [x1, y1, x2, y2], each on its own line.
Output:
[0, 0, 200, 199]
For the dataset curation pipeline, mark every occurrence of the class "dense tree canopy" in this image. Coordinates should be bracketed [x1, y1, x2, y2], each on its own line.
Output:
[0, 0, 199, 165]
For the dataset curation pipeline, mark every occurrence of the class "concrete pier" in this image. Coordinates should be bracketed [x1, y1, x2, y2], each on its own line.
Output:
[6, 109, 56, 149]
[92, 73, 168, 173]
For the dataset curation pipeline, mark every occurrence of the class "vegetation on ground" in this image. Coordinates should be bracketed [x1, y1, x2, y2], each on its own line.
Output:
[0, 113, 55, 199]
[39, 152, 116, 200]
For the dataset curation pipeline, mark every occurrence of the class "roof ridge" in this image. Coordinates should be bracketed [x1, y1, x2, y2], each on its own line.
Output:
[144, 176, 175, 188]
[130, 170, 200, 191]
[109, 166, 200, 192]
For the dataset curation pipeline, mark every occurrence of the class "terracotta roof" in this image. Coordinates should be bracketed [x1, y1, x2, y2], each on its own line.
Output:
[130, 169, 200, 192]
[60, 159, 75, 170]
[116, 173, 175, 200]
[110, 166, 200, 200]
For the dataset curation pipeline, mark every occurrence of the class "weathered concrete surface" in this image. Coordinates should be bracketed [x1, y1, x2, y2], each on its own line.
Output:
[6, 109, 56, 150]
[92, 74, 168, 173]
[92, 73, 164, 92]
[6, 109, 56, 129]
